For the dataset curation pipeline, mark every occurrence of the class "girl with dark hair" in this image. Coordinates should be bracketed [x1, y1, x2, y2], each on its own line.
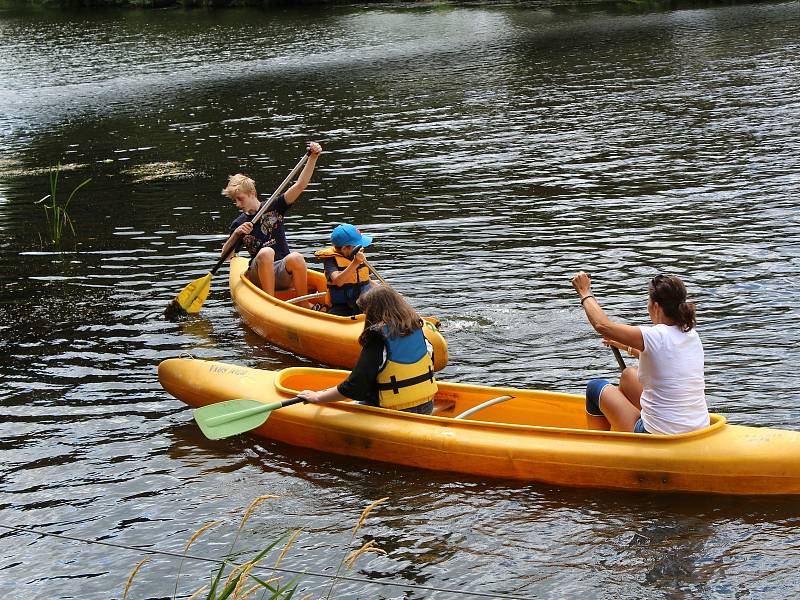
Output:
[571, 271, 709, 434]
[296, 285, 437, 415]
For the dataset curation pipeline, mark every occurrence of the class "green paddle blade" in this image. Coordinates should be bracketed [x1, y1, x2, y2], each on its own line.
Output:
[193, 399, 282, 440]
[173, 272, 212, 314]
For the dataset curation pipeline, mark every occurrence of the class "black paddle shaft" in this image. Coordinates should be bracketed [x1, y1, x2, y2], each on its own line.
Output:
[281, 397, 305, 409]
[210, 246, 235, 275]
[611, 346, 626, 371]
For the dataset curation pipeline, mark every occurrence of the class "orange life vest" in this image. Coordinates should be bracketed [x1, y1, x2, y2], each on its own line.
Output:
[314, 246, 370, 308]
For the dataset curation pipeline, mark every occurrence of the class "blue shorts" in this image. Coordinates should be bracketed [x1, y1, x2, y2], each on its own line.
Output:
[633, 418, 650, 434]
[585, 378, 611, 417]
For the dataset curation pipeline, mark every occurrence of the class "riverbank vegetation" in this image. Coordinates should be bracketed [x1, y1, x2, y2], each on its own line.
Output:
[0, 0, 752, 10]
[2, 0, 334, 6]
[122, 495, 389, 600]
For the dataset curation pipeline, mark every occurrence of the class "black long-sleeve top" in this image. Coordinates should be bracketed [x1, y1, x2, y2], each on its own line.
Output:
[336, 331, 384, 406]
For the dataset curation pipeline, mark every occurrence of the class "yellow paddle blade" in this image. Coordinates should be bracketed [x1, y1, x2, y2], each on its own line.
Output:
[173, 273, 212, 314]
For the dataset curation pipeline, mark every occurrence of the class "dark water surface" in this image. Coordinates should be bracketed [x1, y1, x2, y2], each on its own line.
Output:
[2, 1, 800, 598]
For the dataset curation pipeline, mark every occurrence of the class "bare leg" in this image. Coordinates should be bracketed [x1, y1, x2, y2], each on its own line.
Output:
[598, 386, 641, 432]
[586, 413, 611, 431]
[253, 247, 276, 295]
[585, 368, 642, 432]
[284, 252, 311, 308]
[619, 366, 643, 409]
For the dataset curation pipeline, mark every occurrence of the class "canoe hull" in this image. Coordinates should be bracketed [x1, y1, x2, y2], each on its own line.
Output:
[159, 358, 800, 495]
[228, 255, 448, 370]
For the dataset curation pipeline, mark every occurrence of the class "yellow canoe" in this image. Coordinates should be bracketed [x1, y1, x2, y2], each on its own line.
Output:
[228, 255, 448, 370]
[158, 357, 800, 496]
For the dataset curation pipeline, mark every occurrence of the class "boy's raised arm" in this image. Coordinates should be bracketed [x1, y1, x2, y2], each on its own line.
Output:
[284, 141, 322, 204]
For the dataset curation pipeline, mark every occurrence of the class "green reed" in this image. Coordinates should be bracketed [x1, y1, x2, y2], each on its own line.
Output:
[38, 164, 91, 245]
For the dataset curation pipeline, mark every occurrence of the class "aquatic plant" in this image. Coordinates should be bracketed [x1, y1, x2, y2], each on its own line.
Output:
[173, 519, 225, 599]
[37, 163, 91, 245]
[123, 496, 387, 600]
[121, 160, 200, 183]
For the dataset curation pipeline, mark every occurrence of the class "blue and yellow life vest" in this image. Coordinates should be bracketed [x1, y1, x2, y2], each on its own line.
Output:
[376, 327, 438, 411]
[314, 246, 371, 308]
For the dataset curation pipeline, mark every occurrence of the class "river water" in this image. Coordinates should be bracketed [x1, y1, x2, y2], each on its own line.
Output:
[2, 1, 800, 598]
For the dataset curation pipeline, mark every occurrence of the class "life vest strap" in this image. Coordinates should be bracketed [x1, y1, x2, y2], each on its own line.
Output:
[377, 366, 434, 395]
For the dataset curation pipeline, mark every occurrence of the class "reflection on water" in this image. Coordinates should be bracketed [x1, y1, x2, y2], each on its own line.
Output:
[2, 0, 800, 598]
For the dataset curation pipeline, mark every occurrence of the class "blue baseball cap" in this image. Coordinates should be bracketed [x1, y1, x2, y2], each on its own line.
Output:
[331, 224, 373, 249]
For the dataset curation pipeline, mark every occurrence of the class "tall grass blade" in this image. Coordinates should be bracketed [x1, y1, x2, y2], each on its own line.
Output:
[123, 558, 148, 599]
[41, 164, 90, 245]
[64, 176, 91, 210]
[206, 561, 227, 600]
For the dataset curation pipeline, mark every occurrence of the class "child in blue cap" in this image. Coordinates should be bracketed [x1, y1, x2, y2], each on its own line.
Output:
[314, 224, 377, 316]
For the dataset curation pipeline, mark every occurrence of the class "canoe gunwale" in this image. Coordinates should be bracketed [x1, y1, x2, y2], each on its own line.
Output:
[158, 358, 800, 494]
[273, 366, 728, 441]
[234, 256, 362, 321]
[234, 256, 444, 329]
[229, 255, 448, 370]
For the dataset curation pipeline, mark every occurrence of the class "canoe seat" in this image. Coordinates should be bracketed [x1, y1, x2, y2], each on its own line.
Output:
[276, 287, 330, 305]
[274, 268, 330, 307]
[454, 395, 514, 420]
[274, 288, 297, 301]
[432, 398, 456, 416]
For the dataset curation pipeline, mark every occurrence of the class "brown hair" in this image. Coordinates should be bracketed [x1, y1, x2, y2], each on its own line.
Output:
[649, 274, 696, 332]
[356, 286, 423, 346]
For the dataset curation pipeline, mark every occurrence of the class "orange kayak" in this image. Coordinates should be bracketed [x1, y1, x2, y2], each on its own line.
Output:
[159, 357, 800, 496]
[228, 255, 448, 370]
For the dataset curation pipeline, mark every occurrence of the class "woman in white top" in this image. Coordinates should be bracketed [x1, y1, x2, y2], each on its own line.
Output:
[571, 272, 709, 435]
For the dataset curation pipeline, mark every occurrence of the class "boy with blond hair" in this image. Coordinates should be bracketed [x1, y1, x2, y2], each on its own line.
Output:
[220, 142, 322, 307]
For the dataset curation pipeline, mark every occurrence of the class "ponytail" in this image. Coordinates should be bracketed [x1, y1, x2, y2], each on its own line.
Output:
[675, 301, 697, 332]
[649, 274, 696, 332]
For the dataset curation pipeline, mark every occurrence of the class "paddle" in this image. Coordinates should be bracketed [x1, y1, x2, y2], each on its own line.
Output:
[357, 252, 387, 286]
[363, 258, 388, 286]
[356, 248, 443, 329]
[166, 151, 311, 317]
[611, 346, 626, 371]
[193, 397, 303, 440]
[345, 244, 388, 286]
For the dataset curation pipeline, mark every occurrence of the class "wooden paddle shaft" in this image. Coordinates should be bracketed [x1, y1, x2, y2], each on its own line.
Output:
[249, 151, 311, 226]
[362, 257, 387, 286]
